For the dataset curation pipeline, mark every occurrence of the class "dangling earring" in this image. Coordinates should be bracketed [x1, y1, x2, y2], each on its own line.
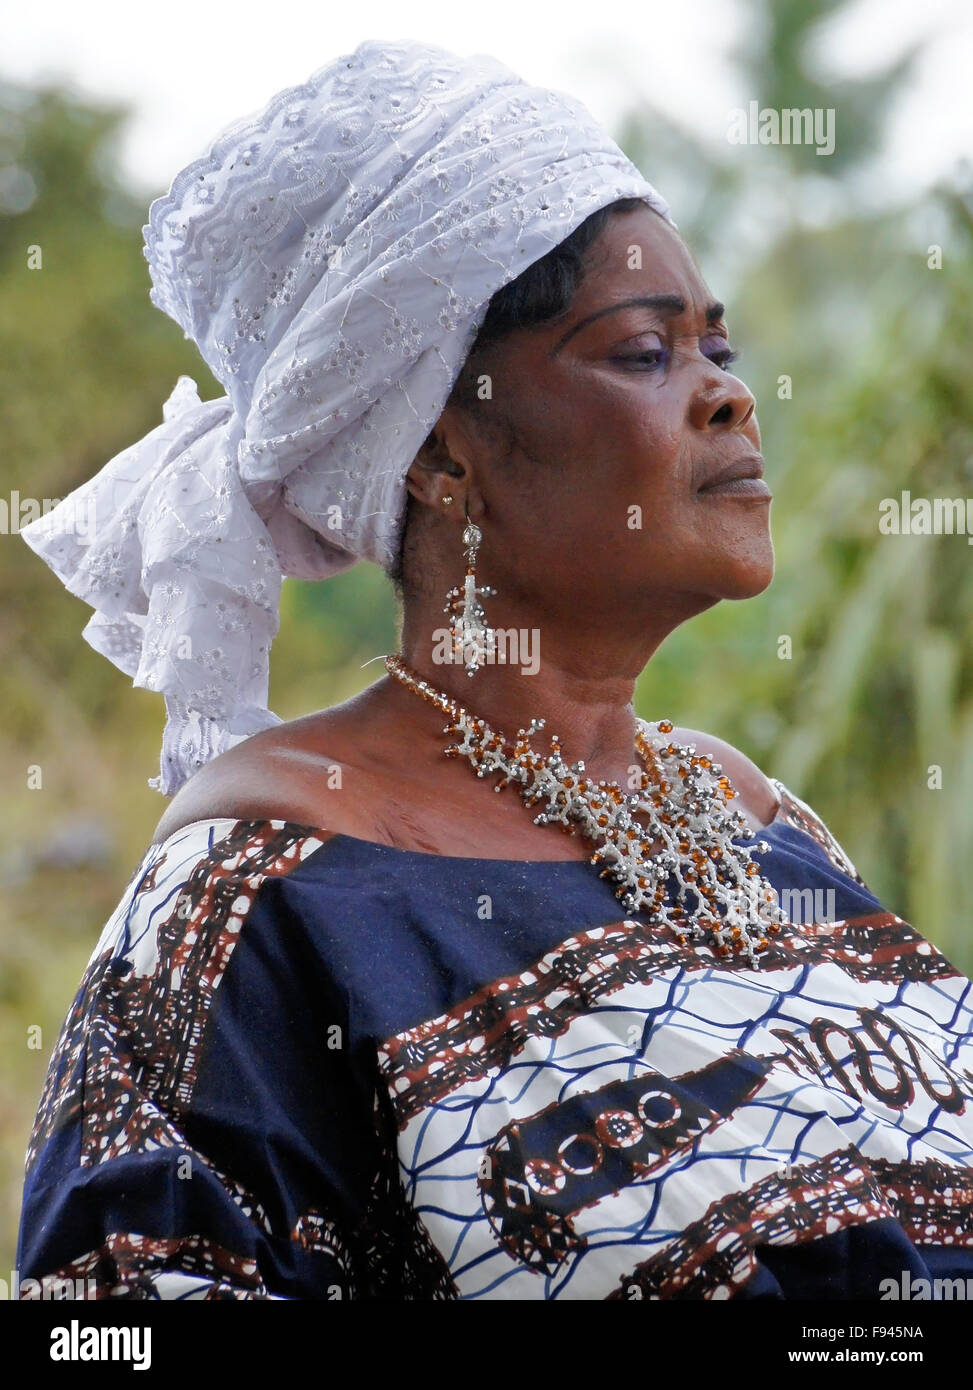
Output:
[444, 503, 497, 677]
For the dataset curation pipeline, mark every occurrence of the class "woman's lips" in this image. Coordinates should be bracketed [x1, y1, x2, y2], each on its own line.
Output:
[698, 476, 773, 498]
[697, 455, 771, 499]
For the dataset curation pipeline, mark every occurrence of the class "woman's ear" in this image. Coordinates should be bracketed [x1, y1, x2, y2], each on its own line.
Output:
[404, 405, 475, 508]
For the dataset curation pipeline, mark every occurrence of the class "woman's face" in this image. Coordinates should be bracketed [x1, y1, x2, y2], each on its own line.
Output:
[454, 204, 773, 630]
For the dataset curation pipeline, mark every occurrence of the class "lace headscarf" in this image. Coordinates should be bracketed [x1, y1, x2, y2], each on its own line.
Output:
[21, 38, 672, 796]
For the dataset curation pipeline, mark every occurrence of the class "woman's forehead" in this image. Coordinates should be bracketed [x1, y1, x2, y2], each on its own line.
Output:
[580, 208, 705, 302]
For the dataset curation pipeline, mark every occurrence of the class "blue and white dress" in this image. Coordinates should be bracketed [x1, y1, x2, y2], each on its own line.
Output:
[16, 783, 973, 1299]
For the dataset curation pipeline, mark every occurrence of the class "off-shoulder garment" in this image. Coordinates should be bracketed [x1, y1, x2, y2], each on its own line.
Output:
[17, 782, 973, 1299]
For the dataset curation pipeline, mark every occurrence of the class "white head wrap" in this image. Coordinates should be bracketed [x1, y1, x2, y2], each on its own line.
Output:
[21, 38, 672, 795]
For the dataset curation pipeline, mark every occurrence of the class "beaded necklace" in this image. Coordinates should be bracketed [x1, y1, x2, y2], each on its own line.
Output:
[385, 655, 786, 967]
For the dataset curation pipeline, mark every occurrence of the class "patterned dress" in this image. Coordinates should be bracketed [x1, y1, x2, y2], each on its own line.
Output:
[16, 782, 973, 1299]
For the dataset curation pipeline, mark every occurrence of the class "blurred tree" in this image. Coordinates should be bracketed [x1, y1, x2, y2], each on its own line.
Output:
[734, 0, 922, 177]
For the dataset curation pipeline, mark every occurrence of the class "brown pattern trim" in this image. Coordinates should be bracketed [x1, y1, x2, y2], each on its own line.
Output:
[292, 1212, 358, 1292]
[26, 820, 324, 1176]
[378, 912, 961, 1129]
[607, 1151, 973, 1300]
[132, 853, 165, 898]
[21, 1231, 269, 1300]
[772, 779, 868, 887]
[867, 1156, 973, 1247]
[354, 1082, 459, 1299]
[608, 1149, 892, 1300]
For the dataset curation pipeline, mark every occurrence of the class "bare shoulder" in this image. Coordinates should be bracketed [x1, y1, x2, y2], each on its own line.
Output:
[150, 718, 356, 847]
[667, 725, 781, 830]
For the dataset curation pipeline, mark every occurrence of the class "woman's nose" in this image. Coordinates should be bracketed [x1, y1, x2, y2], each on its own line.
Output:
[690, 372, 756, 433]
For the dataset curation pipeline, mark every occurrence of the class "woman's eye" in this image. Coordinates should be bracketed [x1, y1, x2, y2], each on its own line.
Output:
[613, 339, 739, 372]
[703, 339, 740, 371]
[615, 345, 670, 371]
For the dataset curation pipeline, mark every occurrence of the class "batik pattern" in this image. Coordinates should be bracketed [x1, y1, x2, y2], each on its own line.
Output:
[20, 819, 339, 1299]
[376, 794, 973, 1298]
[26, 818, 326, 1176]
[18, 785, 973, 1300]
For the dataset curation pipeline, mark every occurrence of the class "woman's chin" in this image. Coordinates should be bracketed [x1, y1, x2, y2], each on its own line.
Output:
[708, 541, 776, 600]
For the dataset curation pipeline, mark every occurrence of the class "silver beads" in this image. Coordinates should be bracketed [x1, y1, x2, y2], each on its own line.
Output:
[384, 653, 787, 967]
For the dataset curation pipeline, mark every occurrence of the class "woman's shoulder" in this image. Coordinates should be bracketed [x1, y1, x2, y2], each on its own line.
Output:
[662, 726, 869, 888]
[666, 724, 781, 832]
[150, 714, 355, 847]
[151, 713, 785, 848]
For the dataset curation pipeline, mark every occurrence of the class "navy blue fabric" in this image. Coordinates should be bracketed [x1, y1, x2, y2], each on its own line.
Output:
[271, 819, 884, 1046]
[16, 816, 973, 1300]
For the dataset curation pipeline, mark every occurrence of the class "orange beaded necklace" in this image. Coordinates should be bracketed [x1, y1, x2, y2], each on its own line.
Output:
[385, 653, 786, 967]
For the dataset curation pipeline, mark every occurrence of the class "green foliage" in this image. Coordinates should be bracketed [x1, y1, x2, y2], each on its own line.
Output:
[734, 0, 922, 175]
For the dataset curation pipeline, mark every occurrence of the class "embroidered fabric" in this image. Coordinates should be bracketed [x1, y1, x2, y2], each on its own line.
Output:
[19, 39, 672, 796]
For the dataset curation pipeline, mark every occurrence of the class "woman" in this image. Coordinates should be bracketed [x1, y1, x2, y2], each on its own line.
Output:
[17, 39, 973, 1301]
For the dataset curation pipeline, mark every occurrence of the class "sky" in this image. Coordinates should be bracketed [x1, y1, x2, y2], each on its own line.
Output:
[2, 0, 971, 205]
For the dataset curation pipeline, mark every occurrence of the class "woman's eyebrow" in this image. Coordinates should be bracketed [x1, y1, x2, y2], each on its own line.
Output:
[550, 294, 726, 356]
